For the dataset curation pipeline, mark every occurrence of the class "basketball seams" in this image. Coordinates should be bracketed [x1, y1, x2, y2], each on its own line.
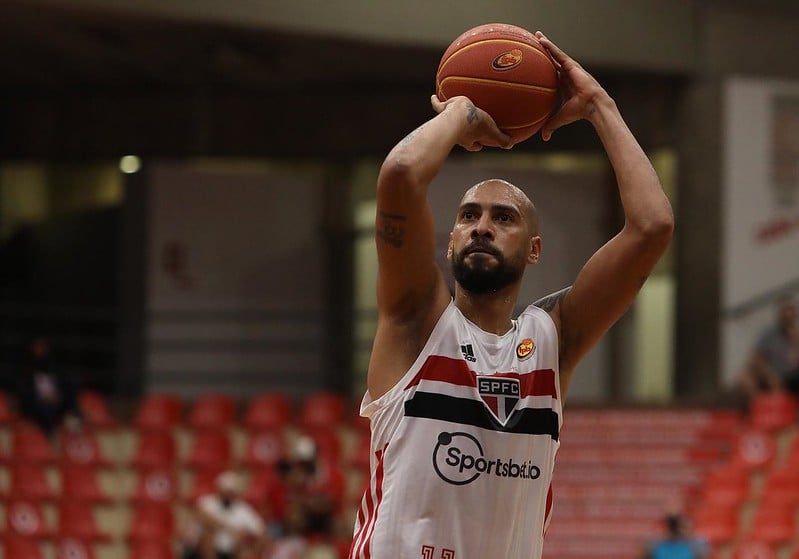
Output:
[437, 75, 558, 95]
[437, 38, 555, 79]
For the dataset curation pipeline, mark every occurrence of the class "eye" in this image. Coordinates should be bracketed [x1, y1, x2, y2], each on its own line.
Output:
[496, 213, 513, 222]
[461, 210, 476, 220]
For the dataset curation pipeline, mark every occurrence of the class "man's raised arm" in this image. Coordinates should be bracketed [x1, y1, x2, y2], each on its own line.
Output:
[534, 33, 674, 395]
[369, 96, 511, 398]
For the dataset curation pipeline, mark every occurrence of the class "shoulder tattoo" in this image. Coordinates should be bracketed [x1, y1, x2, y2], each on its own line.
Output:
[533, 286, 572, 312]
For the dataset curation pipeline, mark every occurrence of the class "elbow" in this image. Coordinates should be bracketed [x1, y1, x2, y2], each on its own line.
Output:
[632, 210, 675, 249]
[377, 155, 422, 196]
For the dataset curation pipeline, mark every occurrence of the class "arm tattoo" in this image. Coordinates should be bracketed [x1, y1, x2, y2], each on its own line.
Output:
[376, 211, 407, 248]
[533, 286, 572, 312]
[466, 102, 478, 124]
[400, 123, 427, 145]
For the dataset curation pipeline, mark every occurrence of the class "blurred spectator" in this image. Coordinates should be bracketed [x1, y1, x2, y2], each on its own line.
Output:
[184, 471, 269, 559]
[267, 436, 343, 541]
[16, 336, 82, 437]
[645, 514, 709, 559]
[739, 297, 799, 399]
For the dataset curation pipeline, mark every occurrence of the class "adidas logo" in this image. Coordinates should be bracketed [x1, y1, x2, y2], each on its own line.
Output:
[460, 344, 476, 363]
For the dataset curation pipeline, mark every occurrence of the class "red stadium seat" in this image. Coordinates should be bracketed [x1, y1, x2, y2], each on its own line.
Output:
[0, 390, 17, 425]
[243, 468, 280, 508]
[701, 464, 751, 506]
[130, 432, 177, 469]
[127, 504, 174, 541]
[57, 503, 109, 542]
[759, 465, 799, 507]
[733, 541, 778, 559]
[747, 505, 796, 545]
[732, 429, 776, 469]
[349, 432, 372, 471]
[184, 431, 232, 470]
[6, 426, 57, 464]
[134, 393, 182, 431]
[299, 392, 346, 429]
[2, 537, 44, 559]
[6, 464, 56, 501]
[691, 505, 739, 545]
[187, 393, 236, 431]
[4, 500, 55, 539]
[749, 391, 797, 431]
[61, 465, 112, 504]
[243, 393, 291, 431]
[242, 429, 287, 468]
[132, 469, 180, 504]
[77, 391, 117, 429]
[130, 540, 175, 559]
[56, 537, 97, 559]
[61, 430, 111, 467]
[186, 467, 226, 503]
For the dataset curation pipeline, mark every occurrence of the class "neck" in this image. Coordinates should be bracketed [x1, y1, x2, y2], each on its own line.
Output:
[454, 284, 519, 335]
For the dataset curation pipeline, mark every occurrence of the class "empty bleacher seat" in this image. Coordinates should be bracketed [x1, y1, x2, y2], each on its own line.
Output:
[60, 430, 111, 467]
[131, 469, 180, 505]
[732, 429, 777, 469]
[187, 393, 236, 431]
[130, 432, 177, 469]
[242, 429, 287, 469]
[1, 537, 44, 559]
[299, 392, 346, 429]
[57, 502, 109, 542]
[6, 464, 56, 501]
[4, 500, 55, 539]
[134, 394, 182, 431]
[0, 391, 16, 425]
[184, 431, 232, 470]
[127, 503, 174, 542]
[749, 391, 797, 431]
[5, 426, 57, 464]
[732, 541, 778, 559]
[690, 505, 740, 545]
[700, 464, 751, 506]
[77, 391, 117, 429]
[242, 393, 291, 431]
[129, 540, 175, 559]
[56, 537, 97, 559]
[746, 504, 797, 545]
[60, 465, 112, 504]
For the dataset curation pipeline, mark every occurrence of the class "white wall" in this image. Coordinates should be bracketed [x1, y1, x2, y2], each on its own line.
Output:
[145, 161, 327, 397]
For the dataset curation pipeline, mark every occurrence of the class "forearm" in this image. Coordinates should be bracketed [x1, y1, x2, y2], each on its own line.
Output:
[379, 100, 471, 193]
[588, 92, 674, 236]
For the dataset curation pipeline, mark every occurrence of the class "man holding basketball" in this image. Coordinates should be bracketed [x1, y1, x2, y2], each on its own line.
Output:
[349, 32, 673, 559]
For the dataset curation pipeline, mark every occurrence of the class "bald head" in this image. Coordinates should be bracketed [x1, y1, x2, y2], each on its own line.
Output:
[459, 179, 539, 236]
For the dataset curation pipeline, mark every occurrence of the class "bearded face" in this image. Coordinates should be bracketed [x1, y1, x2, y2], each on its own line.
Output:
[451, 236, 525, 294]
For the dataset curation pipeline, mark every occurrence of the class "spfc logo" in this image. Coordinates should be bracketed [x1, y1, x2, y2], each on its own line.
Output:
[478, 376, 520, 425]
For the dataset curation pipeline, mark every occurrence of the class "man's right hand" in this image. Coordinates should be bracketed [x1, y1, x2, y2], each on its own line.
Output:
[430, 95, 513, 152]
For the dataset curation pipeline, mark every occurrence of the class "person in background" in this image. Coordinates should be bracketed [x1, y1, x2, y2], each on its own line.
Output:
[16, 336, 82, 437]
[739, 296, 799, 399]
[268, 436, 343, 542]
[193, 471, 269, 559]
[645, 514, 709, 559]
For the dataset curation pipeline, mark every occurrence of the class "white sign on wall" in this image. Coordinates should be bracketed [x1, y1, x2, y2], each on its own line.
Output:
[721, 78, 799, 385]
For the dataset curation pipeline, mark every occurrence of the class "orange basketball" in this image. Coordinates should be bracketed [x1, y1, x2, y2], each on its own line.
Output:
[435, 23, 559, 143]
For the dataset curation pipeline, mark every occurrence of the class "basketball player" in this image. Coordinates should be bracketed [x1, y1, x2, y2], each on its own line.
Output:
[349, 32, 674, 559]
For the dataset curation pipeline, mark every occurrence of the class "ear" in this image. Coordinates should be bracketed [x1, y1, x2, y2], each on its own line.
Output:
[527, 236, 541, 265]
[447, 232, 454, 261]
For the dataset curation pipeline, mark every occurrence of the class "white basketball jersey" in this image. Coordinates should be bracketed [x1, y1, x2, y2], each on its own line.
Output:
[350, 300, 562, 559]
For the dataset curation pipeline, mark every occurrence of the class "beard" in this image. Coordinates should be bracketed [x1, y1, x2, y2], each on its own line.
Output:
[451, 238, 524, 295]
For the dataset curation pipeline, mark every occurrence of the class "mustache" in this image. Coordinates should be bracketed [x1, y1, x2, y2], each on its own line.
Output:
[461, 238, 500, 257]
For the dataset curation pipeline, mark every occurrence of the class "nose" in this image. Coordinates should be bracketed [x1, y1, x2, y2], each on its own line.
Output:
[471, 214, 495, 240]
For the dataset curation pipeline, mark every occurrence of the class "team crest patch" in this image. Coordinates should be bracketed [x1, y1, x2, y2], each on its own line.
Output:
[516, 338, 535, 360]
[478, 376, 520, 425]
